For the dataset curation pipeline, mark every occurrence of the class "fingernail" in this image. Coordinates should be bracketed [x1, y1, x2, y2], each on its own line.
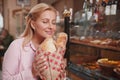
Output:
[40, 56, 44, 59]
[45, 66, 48, 69]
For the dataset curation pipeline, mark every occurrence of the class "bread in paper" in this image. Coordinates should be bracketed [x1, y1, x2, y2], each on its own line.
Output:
[40, 37, 56, 53]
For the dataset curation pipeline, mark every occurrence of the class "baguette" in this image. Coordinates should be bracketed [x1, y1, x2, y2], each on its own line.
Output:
[40, 32, 68, 52]
[39, 32, 68, 80]
[40, 37, 56, 53]
[56, 32, 68, 48]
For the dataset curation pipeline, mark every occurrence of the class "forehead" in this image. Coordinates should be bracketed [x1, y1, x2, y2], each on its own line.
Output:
[39, 10, 56, 19]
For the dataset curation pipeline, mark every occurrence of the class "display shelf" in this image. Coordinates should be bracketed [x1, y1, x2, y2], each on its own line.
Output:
[64, 5, 120, 80]
[70, 39, 120, 52]
[67, 62, 119, 80]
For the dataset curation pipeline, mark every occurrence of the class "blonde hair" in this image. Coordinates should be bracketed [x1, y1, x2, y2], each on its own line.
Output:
[21, 3, 57, 48]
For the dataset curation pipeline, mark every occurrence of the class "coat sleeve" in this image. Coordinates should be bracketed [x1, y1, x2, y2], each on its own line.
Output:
[2, 40, 35, 80]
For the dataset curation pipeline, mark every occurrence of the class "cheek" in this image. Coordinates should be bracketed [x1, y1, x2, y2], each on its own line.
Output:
[34, 24, 45, 36]
[53, 23, 57, 29]
[38, 25, 44, 30]
[53, 26, 57, 31]
[35, 23, 45, 30]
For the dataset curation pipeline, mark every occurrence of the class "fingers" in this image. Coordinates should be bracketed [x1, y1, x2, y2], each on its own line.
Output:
[60, 58, 67, 70]
[34, 52, 49, 73]
[34, 47, 66, 77]
[34, 49, 51, 79]
[36, 58, 48, 72]
[32, 61, 39, 77]
[35, 54, 46, 63]
[56, 47, 66, 56]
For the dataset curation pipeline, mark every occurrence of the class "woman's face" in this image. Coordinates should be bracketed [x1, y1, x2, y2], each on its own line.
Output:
[32, 10, 56, 39]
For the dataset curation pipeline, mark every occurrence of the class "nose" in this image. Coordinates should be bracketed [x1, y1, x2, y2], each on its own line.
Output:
[48, 22, 54, 29]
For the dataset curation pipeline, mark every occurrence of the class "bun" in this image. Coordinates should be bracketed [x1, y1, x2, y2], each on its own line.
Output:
[40, 37, 56, 53]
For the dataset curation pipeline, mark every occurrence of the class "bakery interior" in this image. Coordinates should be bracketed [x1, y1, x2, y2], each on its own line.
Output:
[0, 0, 120, 80]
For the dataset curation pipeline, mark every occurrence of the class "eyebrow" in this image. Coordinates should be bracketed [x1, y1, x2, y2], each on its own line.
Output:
[40, 18, 56, 21]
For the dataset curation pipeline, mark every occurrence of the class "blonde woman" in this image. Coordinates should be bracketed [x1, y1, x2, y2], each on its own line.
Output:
[2, 3, 67, 80]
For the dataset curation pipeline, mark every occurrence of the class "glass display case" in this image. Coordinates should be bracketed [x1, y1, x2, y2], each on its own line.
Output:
[64, 7, 120, 80]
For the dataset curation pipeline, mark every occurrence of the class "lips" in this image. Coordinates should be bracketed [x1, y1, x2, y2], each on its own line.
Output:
[46, 31, 54, 35]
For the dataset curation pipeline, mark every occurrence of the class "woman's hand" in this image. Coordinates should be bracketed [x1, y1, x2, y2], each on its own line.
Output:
[61, 58, 67, 70]
[36, 48, 66, 80]
[32, 52, 49, 79]
[32, 47, 67, 80]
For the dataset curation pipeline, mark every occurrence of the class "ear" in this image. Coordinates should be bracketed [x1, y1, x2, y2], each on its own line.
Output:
[31, 21, 35, 30]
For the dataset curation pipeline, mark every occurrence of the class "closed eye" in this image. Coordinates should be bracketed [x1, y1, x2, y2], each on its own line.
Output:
[42, 21, 48, 24]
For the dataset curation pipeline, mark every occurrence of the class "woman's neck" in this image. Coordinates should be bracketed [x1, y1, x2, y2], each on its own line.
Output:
[32, 35, 44, 49]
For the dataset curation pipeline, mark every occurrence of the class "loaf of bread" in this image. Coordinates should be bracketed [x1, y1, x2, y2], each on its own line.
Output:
[38, 32, 68, 80]
[40, 32, 68, 52]
[56, 32, 68, 48]
[40, 37, 56, 53]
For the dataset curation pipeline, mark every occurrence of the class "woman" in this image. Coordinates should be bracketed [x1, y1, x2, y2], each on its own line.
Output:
[2, 3, 66, 80]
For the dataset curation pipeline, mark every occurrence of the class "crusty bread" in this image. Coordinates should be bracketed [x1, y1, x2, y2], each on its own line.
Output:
[40, 37, 56, 53]
[38, 32, 68, 80]
[40, 32, 68, 52]
[56, 32, 68, 48]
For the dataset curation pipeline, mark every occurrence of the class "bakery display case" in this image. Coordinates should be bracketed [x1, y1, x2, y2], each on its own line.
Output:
[64, 1, 120, 79]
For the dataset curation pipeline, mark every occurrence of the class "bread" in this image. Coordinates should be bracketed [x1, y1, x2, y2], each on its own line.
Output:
[97, 58, 108, 63]
[40, 32, 68, 52]
[38, 32, 68, 80]
[97, 58, 119, 67]
[40, 37, 56, 53]
[56, 32, 68, 48]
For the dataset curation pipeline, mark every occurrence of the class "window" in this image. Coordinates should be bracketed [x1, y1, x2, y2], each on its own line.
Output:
[16, 0, 30, 6]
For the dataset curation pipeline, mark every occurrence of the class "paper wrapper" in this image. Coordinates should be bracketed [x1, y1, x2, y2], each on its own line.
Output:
[35, 47, 66, 80]
[36, 32, 67, 80]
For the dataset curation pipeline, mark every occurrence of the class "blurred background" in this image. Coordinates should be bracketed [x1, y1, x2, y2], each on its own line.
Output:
[0, 0, 120, 80]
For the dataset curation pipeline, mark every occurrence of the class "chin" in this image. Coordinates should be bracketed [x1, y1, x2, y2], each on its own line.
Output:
[44, 35, 53, 38]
